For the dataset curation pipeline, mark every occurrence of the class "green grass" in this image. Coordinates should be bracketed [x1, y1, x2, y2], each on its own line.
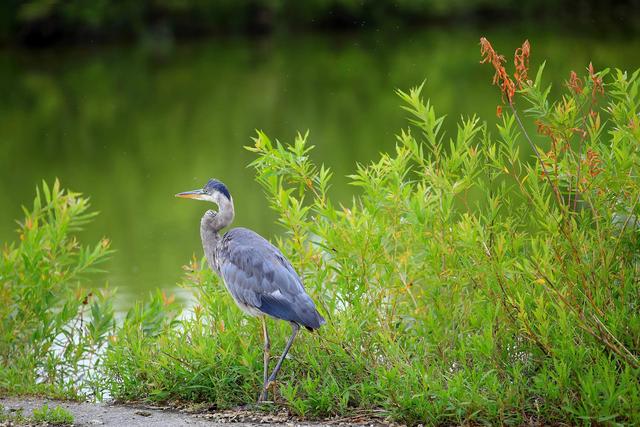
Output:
[0, 404, 27, 424]
[0, 403, 73, 426]
[32, 404, 74, 425]
[2, 40, 640, 425]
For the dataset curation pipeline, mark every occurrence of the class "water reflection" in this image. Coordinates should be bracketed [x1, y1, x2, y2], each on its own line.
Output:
[1, 26, 638, 304]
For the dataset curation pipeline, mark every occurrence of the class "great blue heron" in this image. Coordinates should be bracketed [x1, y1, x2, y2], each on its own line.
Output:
[176, 179, 325, 402]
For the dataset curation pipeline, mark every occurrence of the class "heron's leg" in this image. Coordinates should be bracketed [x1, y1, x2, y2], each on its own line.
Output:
[265, 323, 300, 387]
[261, 316, 270, 396]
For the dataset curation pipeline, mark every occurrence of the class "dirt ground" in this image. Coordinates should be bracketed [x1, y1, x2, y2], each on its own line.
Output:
[0, 396, 390, 427]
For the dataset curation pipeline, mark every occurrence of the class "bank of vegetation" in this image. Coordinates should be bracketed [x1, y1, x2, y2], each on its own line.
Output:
[1, 40, 639, 425]
[2, 0, 639, 46]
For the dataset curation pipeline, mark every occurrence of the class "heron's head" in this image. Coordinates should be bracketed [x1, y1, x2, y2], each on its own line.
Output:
[175, 179, 232, 206]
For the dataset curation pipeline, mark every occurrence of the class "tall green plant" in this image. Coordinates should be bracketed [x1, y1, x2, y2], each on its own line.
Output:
[0, 180, 114, 398]
[246, 42, 640, 423]
[480, 37, 640, 366]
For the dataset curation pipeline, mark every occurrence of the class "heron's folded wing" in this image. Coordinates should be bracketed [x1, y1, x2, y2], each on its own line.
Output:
[219, 258, 261, 308]
[219, 243, 322, 328]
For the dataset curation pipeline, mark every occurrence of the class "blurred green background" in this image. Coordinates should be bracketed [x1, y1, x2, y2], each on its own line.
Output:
[1, 0, 639, 45]
[1, 1, 639, 305]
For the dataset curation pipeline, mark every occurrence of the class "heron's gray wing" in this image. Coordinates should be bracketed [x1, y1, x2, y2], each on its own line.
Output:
[219, 228, 325, 329]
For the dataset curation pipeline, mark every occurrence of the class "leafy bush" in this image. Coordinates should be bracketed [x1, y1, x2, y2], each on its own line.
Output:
[103, 40, 640, 425]
[0, 180, 114, 399]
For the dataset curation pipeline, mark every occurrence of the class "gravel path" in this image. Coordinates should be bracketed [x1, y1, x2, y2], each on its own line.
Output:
[0, 397, 386, 427]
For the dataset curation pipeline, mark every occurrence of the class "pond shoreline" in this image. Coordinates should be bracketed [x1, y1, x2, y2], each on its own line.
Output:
[0, 396, 388, 426]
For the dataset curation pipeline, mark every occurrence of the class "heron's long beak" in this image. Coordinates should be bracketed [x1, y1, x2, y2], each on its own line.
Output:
[175, 189, 207, 200]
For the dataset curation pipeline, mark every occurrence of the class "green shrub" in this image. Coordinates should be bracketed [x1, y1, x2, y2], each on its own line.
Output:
[0, 180, 114, 399]
[32, 404, 74, 425]
[103, 40, 640, 425]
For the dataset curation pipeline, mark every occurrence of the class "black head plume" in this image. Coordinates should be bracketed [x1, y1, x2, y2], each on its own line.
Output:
[204, 179, 231, 201]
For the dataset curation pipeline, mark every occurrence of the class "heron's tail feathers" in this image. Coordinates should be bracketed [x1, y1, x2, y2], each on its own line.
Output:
[318, 312, 326, 326]
[307, 311, 326, 331]
[304, 311, 326, 332]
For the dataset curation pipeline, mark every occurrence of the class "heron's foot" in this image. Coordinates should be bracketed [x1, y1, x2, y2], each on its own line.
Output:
[258, 383, 270, 403]
[233, 403, 257, 411]
[257, 391, 272, 404]
[257, 380, 277, 403]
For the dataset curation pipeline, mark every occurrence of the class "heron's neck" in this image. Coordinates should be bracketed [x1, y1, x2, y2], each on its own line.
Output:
[200, 197, 234, 236]
[200, 198, 234, 272]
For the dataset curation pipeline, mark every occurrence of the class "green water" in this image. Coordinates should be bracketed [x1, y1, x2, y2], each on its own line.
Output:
[1, 26, 639, 304]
